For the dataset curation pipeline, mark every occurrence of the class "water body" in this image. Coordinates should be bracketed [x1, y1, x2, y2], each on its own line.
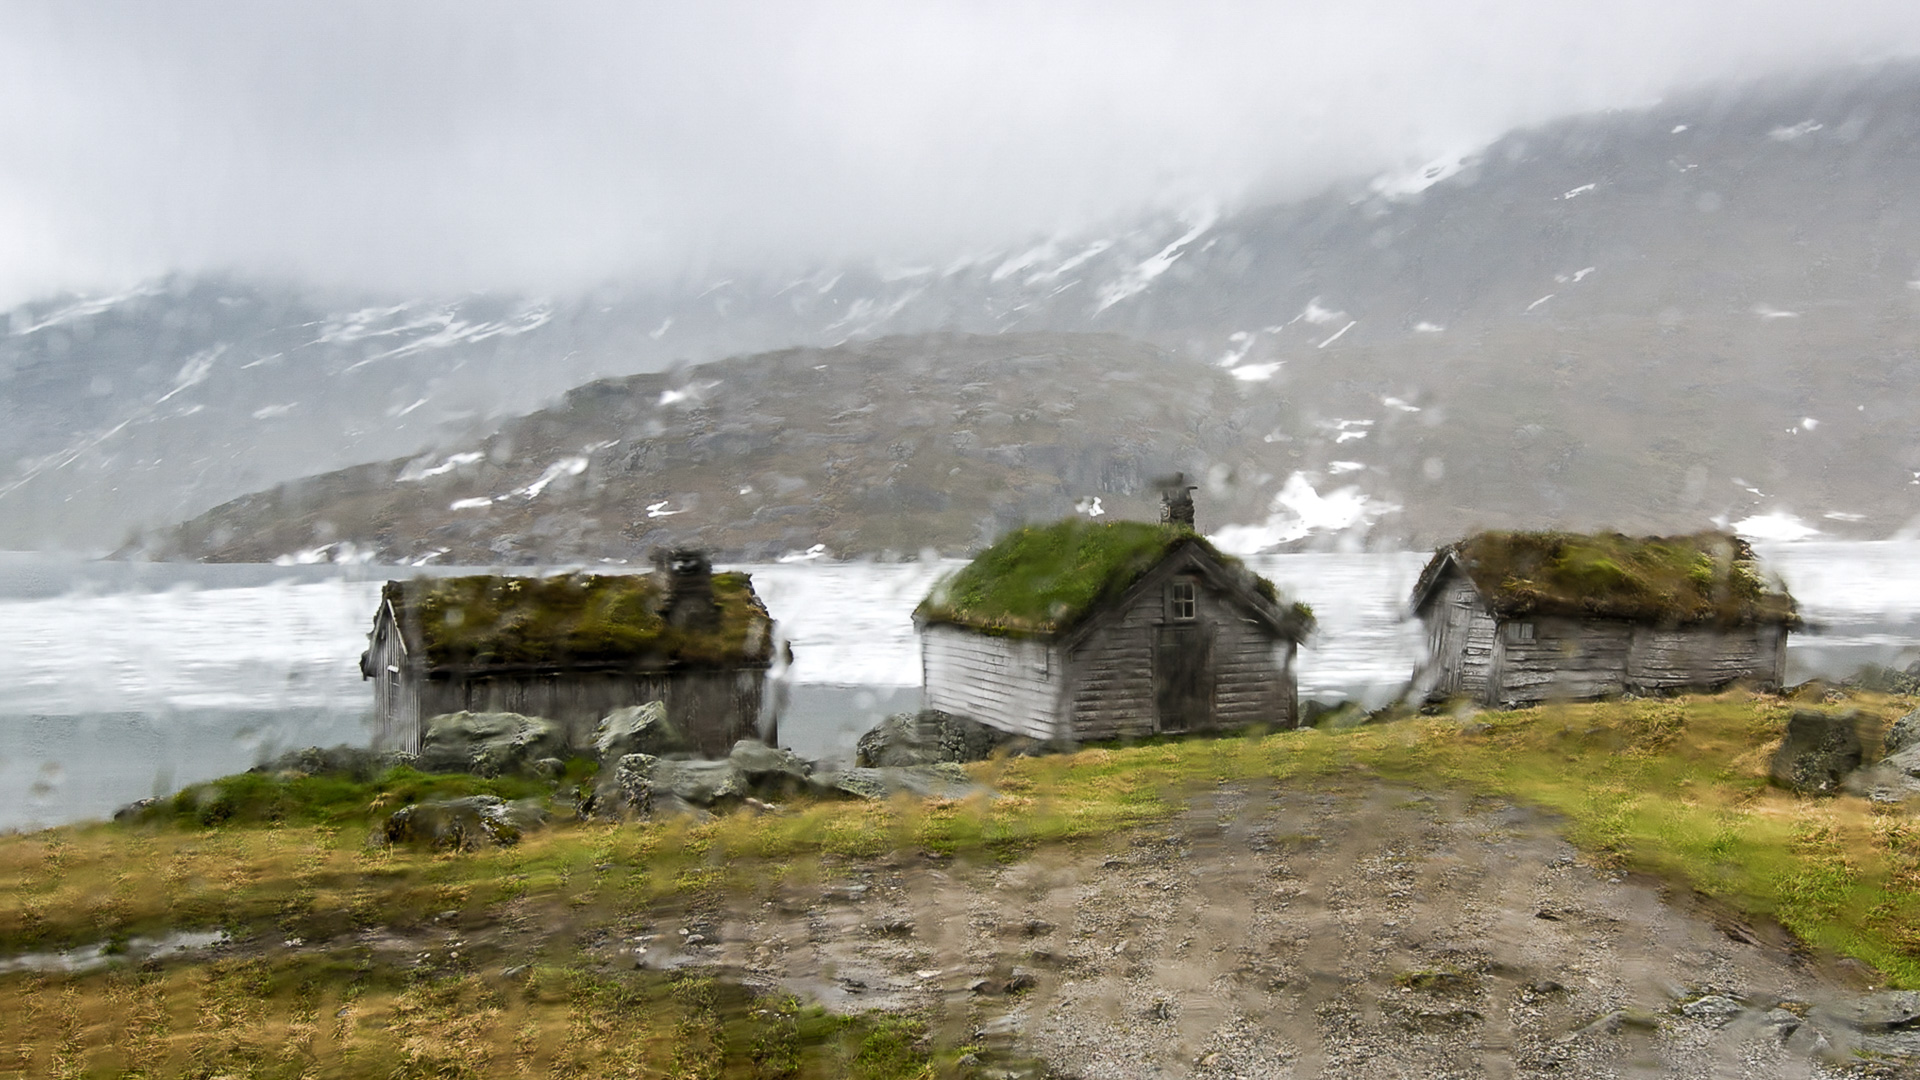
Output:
[1, 543, 1916, 831]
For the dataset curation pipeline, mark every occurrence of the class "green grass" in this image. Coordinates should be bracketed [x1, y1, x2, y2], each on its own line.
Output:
[137, 765, 566, 829]
[1449, 529, 1796, 625]
[916, 517, 1306, 635]
[0, 956, 943, 1079]
[393, 570, 774, 668]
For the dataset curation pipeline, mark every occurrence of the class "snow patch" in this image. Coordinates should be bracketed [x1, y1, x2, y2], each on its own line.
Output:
[1074, 496, 1106, 518]
[9, 282, 165, 336]
[1327, 461, 1366, 475]
[645, 500, 685, 519]
[519, 457, 588, 499]
[1300, 298, 1345, 325]
[1561, 183, 1596, 199]
[1317, 321, 1356, 348]
[1093, 209, 1218, 312]
[1230, 362, 1282, 382]
[1209, 473, 1400, 554]
[1526, 294, 1554, 312]
[1769, 121, 1823, 141]
[1732, 510, 1819, 542]
[648, 317, 673, 340]
[1382, 397, 1420, 412]
[250, 403, 295, 420]
[1413, 321, 1444, 333]
[1752, 305, 1800, 319]
[449, 497, 494, 510]
[1370, 151, 1474, 198]
[1671, 124, 1688, 134]
[778, 544, 828, 563]
[1823, 512, 1866, 522]
[399, 451, 482, 482]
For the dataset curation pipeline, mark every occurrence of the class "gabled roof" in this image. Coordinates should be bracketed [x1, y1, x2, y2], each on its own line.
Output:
[381, 572, 773, 672]
[915, 518, 1313, 640]
[1412, 530, 1799, 627]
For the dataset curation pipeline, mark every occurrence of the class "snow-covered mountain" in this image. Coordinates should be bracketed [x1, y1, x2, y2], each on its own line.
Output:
[14, 62, 1920, 553]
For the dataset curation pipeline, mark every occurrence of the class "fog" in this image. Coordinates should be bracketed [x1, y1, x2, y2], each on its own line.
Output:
[5, 1, 1920, 304]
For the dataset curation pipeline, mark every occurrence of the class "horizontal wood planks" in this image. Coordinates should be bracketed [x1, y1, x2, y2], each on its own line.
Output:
[922, 625, 1062, 742]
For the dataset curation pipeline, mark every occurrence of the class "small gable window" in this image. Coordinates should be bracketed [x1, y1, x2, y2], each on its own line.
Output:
[1170, 579, 1197, 621]
[1506, 621, 1536, 643]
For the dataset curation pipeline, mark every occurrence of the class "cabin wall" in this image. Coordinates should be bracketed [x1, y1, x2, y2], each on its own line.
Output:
[367, 609, 421, 752]
[1065, 576, 1294, 741]
[1486, 618, 1789, 706]
[1416, 574, 1497, 702]
[1626, 623, 1786, 692]
[1488, 618, 1633, 706]
[413, 668, 766, 758]
[920, 625, 1063, 742]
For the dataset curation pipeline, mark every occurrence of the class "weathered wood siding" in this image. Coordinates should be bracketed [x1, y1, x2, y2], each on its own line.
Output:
[1486, 617, 1632, 706]
[1484, 619, 1787, 706]
[921, 625, 1064, 741]
[408, 668, 764, 758]
[1415, 571, 1497, 702]
[1625, 623, 1785, 693]
[367, 606, 423, 752]
[1065, 573, 1295, 741]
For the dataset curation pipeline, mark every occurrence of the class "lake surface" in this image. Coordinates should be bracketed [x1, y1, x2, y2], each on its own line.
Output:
[2, 542, 1917, 831]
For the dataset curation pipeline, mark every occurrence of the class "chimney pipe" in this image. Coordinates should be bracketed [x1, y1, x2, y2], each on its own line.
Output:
[1158, 473, 1197, 529]
[654, 548, 718, 629]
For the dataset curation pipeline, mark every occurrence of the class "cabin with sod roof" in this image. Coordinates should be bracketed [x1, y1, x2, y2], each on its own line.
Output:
[361, 550, 774, 757]
[1410, 530, 1799, 707]
[914, 517, 1314, 743]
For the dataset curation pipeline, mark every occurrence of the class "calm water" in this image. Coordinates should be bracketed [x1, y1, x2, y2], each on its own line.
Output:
[2, 542, 1916, 830]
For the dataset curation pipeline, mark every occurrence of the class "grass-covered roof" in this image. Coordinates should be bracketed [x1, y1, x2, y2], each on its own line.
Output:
[916, 518, 1310, 638]
[385, 572, 772, 671]
[1423, 530, 1798, 627]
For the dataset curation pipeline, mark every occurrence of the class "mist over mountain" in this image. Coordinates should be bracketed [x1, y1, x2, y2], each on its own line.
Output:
[15, 63, 1920, 556]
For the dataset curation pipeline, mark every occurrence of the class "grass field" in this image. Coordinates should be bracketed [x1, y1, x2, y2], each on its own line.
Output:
[1, 689, 1915, 1077]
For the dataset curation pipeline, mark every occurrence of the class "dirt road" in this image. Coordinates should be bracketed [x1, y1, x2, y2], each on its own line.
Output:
[623, 780, 1913, 1078]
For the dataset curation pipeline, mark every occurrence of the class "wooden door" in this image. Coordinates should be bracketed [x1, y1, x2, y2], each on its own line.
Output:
[1155, 624, 1214, 732]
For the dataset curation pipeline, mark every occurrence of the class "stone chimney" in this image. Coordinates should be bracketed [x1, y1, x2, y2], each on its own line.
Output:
[1158, 473, 1197, 529]
[653, 548, 718, 629]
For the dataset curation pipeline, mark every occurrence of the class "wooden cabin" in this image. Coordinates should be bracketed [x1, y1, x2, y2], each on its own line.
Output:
[361, 551, 774, 757]
[914, 514, 1313, 744]
[1410, 530, 1798, 707]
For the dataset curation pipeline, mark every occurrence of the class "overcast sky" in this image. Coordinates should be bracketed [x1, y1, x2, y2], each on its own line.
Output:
[3, 1, 1920, 307]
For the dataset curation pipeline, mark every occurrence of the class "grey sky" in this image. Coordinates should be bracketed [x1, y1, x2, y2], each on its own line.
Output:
[3, 1, 1920, 306]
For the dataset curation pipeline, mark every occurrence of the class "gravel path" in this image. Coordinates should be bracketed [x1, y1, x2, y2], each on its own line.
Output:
[626, 780, 1916, 1078]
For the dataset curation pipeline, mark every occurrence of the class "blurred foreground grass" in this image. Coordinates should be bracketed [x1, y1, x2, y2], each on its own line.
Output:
[3, 690, 1919, 1076]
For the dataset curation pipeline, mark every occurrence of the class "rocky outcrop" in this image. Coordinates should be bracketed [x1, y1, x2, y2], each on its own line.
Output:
[810, 762, 987, 802]
[855, 710, 1035, 767]
[416, 711, 570, 777]
[380, 795, 549, 850]
[1769, 709, 1862, 795]
[249, 744, 413, 781]
[593, 701, 690, 760]
[1885, 706, 1920, 757]
[590, 738, 991, 818]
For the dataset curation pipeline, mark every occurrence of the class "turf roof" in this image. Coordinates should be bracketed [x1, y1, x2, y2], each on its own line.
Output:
[1424, 530, 1798, 626]
[384, 572, 773, 670]
[916, 518, 1309, 637]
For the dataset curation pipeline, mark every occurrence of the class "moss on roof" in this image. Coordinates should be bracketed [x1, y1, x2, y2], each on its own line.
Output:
[916, 518, 1309, 637]
[1431, 530, 1798, 626]
[385, 572, 772, 670]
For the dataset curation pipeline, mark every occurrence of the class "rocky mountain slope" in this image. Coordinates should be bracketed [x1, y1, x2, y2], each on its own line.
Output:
[20, 61, 1920, 554]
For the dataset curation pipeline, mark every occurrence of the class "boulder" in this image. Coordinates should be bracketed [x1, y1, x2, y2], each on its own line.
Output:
[250, 744, 410, 780]
[416, 712, 569, 777]
[1769, 709, 1862, 795]
[593, 702, 688, 761]
[855, 709, 1029, 767]
[809, 762, 988, 802]
[381, 795, 548, 850]
[727, 739, 813, 792]
[1845, 742, 1920, 803]
[1886, 707, 1920, 757]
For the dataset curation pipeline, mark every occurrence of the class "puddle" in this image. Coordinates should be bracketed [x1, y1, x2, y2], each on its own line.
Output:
[0, 929, 228, 974]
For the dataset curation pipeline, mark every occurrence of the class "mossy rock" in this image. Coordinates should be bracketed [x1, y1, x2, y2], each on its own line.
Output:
[417, 711, 569, 777]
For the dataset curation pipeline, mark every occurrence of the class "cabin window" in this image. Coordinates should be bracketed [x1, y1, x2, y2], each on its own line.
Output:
[1506, 621, 1536, 643]
[1169, 579, 1197, 621]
